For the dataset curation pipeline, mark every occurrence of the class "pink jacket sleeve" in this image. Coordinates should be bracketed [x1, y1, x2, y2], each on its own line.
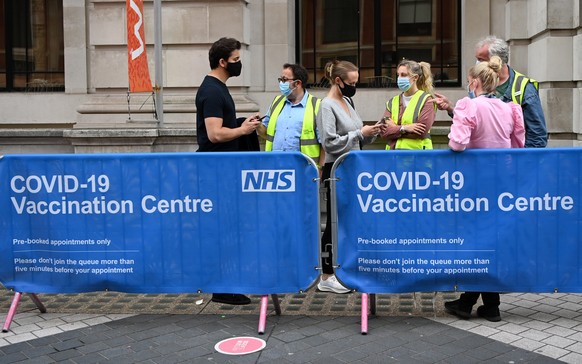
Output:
[447, 97, 476, 152]
[510, 102, 526, 148]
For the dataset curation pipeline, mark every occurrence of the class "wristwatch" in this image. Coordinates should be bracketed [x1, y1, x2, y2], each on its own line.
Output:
[399, 126, 406, 134]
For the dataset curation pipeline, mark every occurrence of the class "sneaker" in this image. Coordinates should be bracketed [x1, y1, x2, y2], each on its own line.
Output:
[317, 275, 351, 294]
[477, 305, 501, 322]
[444, 299, 472, 319]
[211, 293, 251, 305]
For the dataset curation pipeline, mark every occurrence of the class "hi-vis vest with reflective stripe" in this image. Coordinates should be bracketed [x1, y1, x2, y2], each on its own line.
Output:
[265, 93, 321, 160]
[511, 69, 539, 105]
[386, 90, 434, 150]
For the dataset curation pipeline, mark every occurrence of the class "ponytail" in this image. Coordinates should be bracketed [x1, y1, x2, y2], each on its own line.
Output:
[324, 59, 358, 83]
[469, 55, 502, 93]
[398, 59, 434, 95]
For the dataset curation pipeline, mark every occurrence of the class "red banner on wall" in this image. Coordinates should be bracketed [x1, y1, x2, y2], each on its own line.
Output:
[127, 0, 152, 92]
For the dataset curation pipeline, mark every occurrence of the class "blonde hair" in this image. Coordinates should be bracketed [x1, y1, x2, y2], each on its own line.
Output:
[324, 59, 358, 83]
[469, 55, 503, 94]
[398, 59, 434, 95]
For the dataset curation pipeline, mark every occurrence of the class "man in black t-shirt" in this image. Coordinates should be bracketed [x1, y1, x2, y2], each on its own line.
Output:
[194, 37, 259, 306]
[195, 37, 260, 152]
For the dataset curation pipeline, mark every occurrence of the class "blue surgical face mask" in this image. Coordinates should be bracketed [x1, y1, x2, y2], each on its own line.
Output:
[466, 81, 476, 99]
[279, 81, 295, 97]
[397, 77, 411, 92]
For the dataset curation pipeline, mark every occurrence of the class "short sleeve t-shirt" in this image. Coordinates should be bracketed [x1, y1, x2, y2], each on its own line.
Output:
[195, 75, 238, 151]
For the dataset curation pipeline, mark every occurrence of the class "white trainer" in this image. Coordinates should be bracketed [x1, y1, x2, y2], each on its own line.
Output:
[317, 275, 351, 294]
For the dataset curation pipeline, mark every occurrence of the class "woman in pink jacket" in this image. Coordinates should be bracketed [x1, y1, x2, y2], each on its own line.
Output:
[448, 56, 525, 151]
[445, 55, 525, 322]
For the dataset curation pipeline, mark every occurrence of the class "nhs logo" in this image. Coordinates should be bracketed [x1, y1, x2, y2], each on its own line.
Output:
[241, 170, 295, 192]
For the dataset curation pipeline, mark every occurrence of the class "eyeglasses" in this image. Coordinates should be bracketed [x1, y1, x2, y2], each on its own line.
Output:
[277, 77, 297, 83]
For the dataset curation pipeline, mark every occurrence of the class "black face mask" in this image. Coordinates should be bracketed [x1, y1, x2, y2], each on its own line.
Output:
[226, 60, 242, 77]
[339, 79, 356, 98]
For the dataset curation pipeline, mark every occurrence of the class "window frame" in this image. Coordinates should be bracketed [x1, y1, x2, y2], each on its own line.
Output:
[295, 0, 462, 89]
[0, 0, 65, 93]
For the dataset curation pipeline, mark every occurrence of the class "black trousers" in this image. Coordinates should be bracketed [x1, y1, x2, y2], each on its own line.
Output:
[459, 292, 500, 308]
[320, 162, 334, 275]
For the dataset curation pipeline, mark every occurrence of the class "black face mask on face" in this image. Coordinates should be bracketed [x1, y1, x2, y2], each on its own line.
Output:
[226, 60, 242, 77]
[339, 79, 356, 98]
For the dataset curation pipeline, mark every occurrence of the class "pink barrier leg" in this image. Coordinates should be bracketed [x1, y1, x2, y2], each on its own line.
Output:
[2, 292, 23, 333]
[361, 293, 368, 335]
[257, 295, 269, 335]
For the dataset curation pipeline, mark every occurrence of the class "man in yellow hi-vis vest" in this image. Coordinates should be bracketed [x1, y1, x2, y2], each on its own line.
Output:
[435, 35, 547, 148]
[258, 63, 325, 168]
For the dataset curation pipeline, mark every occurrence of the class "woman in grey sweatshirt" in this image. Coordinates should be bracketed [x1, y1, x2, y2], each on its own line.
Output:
[315, 59, 382, 294]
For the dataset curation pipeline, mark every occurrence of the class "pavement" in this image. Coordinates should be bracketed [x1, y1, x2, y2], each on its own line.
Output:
[2, 289, 582, 363]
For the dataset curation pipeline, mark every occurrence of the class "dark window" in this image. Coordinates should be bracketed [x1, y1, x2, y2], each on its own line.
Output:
[0, 0, 64, 92]
[297, 0, 461, 88]
[398, 0, 432, 36]
[323, 0, 358, 44]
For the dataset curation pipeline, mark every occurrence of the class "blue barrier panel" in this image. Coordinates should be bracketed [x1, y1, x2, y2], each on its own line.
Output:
[333, 149, 582, 293]
[0, 152, 320, 294]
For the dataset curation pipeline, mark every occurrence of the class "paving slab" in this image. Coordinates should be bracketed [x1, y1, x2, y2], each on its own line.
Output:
[2, 289, 582, 362]
[1, 313, 561, 363]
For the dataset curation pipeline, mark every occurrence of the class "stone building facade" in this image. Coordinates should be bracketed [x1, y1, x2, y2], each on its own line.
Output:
[0, 0, 580, 154]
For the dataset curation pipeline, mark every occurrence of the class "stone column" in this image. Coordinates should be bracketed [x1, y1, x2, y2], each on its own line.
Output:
[63, 0, 88, 94]
[508, 0, 578, 146]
